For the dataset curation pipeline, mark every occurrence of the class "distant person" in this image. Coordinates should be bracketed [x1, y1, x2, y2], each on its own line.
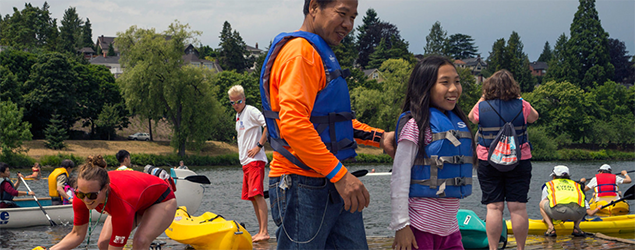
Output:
[50, 155, 176, 249]
[540, 165, 598, 237]
[259, 0, 395, 248]
[581, 164, 631, 201]
[228, 84, 270, 242]
[115, 150, 132, 171]
[177, 161, 189, 170]
[468, 69, 539, 250]
[0, 162, 35, 208]
[48, 159, 75, 205]
[24, 162, 41, 179]
[62, 176, 77, 205]
[390, 56, 474, 250]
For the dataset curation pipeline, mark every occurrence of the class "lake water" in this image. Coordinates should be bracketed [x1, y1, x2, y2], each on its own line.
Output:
[1, 160, 633, 249]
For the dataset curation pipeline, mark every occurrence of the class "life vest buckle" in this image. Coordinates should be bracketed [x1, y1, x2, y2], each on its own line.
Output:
[454, 177, 465, 186]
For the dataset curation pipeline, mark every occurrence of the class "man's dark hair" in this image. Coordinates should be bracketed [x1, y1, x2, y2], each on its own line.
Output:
[303, 0, 335, 15]
[116, 150, 130, 164]
[61, 159, 75, 169]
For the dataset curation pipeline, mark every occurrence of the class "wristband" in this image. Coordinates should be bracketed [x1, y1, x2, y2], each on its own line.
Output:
[257, 142, 263, 148]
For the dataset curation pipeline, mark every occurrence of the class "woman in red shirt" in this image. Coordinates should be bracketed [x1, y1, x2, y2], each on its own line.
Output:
[50, 156, 176, 250]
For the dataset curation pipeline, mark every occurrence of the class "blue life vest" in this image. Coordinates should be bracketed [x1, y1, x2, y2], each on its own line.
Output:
[395, 109, 474, 198]
[0, 178, 16, 201]
[259, 31, 356, 171]
[476, 99, 528, 147]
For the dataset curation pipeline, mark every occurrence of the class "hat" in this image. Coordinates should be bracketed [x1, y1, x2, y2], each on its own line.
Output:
[551, 165, 569, 177]
[599, 164, 611, 172]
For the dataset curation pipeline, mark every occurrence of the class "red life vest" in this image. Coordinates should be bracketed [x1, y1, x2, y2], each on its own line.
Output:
[596, 173, 617, 197]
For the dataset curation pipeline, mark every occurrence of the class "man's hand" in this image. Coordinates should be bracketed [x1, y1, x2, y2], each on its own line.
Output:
[247, 146, 260, 158]
[380, 131, 396, 158]
[333, 171, 370, 212]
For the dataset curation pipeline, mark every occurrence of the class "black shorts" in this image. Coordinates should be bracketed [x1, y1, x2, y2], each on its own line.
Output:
[478, 159, 532, 204]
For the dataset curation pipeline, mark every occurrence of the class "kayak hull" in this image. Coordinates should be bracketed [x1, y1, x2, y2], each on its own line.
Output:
[507, 214, 635, 235]
[171, 168, 205, 214]
[166, 206, 252, 250]
[0, 198, 105, 228]
[458, 209, 507, 249]
[589, 198, 630, 216]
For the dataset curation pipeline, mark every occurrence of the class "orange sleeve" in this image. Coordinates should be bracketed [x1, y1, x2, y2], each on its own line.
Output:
[268, 38, 347, 183]
[352, 119, 385, 148]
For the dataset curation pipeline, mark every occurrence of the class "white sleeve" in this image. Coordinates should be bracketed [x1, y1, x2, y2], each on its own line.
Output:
[541, 186, 549, 201]
[251, 106, 267, 128]
[616, 176, 625, 185]
[388, 140, 418, 231]
[586, 178, 597, 189]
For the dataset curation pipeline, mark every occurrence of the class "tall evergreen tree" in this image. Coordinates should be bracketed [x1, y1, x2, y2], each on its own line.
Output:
[445, 33, 478, 59]
[332, 32, 357, 69]
[0, 2, 58, 51]
[356, 8, 380, 69]
[568, 0, 614, 89]
[59, 7, 83, 53]
[423, 21, 447, 56]
[218, 21, 249, 72]
[44, 113, 67, 149]
[486, 38, 506, 72]
[607, 38, 633, 83]
[545, 34, 578, 83]
[367, 35, 413, 69]
[538, 41, 553, 62]
[81, 18, 94, 49]
[505, 32, 535, 92]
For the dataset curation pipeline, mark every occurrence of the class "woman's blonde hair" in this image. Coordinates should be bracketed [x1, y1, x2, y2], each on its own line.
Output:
[78, 155, 109, 189]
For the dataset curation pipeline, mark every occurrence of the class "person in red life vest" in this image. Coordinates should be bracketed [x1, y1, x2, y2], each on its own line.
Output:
[50, 155, 176, 250]
[581, 164, 631, 202]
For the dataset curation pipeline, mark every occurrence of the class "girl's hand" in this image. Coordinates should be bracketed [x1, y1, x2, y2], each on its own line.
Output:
[393, 225, 418, 250]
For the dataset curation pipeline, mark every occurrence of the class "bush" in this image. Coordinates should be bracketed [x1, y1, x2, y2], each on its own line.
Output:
[0, 153, 35, 168]
[557, 149, 635, 161]
[40, 153, 84, 168]
[527, 126, 558, 160]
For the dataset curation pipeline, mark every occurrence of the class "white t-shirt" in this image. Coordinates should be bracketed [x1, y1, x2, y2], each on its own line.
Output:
[236, 105, 268, 166]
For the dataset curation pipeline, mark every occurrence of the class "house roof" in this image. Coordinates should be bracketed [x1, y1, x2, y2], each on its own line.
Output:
[182, 53, 223, 72]
[78, 47, 95, 53]
[363, 68, 378, 77]
[246, 44, 264, 54]
[90, 56, 121, 64]
[454, 59, 466, 65]
[460, 57, 487, 67]
[96, 36, 118, 52]
[530, 61, 548, 70]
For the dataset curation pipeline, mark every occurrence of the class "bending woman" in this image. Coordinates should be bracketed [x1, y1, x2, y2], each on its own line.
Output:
[50, 156, 177, 250]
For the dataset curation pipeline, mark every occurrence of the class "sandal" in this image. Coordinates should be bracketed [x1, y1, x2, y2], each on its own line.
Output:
[544, 228, 557, 237]
[571, 228, 588, 237]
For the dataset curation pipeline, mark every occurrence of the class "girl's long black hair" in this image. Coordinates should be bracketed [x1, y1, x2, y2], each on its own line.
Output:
[401, 55, 475, 161]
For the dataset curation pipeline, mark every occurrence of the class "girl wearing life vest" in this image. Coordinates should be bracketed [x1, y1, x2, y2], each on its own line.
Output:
[583, 164, 631, 202]
[390, 56, 475, 250]
[50, 155, 176, 250]
[468, 70, 539, 250]
[0, 163, 34, 208]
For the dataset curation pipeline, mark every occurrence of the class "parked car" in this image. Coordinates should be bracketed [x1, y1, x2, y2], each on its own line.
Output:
[128, 132, 151, 141]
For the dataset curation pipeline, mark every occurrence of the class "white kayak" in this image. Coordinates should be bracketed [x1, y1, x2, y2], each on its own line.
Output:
[0, 198, 105, 229]
[171, 168, 206, 214]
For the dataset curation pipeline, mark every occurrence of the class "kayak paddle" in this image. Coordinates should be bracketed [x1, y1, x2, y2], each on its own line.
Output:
[600, 184, 635, 209]
[19, 175, 57, 226]
[263, 169, 370, 199]
[173, 175, 211, 185]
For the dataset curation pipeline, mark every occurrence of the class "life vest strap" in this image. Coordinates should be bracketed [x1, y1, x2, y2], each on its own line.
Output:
[478, 126, 526, 132]
[269, 137, 313, 171]
[411, 177, 473, 188]
[415, 155, 474, 166]
[431, 130, 472, 147]
[326, 68, 351, 83]
[324, 138, 358, 154]
[476, 130, 528, 140]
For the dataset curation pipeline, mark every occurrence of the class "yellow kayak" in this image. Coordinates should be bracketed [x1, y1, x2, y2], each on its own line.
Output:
[589, 197, 630, 216]
[507, 214, 635, 235]
[165, 206, 252, 250]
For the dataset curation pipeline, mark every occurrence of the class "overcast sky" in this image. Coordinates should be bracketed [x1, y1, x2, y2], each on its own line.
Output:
[2, 0, 633, 62]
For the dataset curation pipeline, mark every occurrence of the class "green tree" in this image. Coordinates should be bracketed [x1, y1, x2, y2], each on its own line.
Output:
[505, 32, 535, 92]
[95, 104, 123, 140]
[332, 32, 358, 69]
[59, 7, 84, 53]
[218, 21, 249, 72]
[44, 113, 67, 149]
[351, 59, 412, 130]
[107, 42, 116, 56]
[117, 21, 223, 157]
[456, 67, 481, 116]
[607, 38, 633, 83]
[23, 52, 79, 138]
[537, 41, 552, 62]
[0, 66, 20, 103]
[0, 100, 32, 156]
[367, 35, 413, 69]
[0, 49, 38, 84]
[356, 8, 380, 69]
[445, 33, 478, 59]
[585, 81, 634, 146]
[75, 63, 125, 135]
[0, 2, 58, 51]
[486, 38, 507, 73]
[545, 34, 578, 83]
[423, 21, 447, 56]
[568, 0, 614, 89]
[81, 18, 94, 49]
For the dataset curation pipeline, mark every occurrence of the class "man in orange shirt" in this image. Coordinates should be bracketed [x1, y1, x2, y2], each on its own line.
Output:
[259, 0, 394, 249]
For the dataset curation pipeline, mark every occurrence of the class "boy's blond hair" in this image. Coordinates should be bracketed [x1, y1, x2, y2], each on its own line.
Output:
[227, 85, 245, 98]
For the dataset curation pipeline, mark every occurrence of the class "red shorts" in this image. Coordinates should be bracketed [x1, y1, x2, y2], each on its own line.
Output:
[242, 161, 265, 200]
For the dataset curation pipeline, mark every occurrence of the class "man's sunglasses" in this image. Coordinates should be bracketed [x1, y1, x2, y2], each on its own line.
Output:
[230, 99, 243, 105]
[75, 190, 102, 200]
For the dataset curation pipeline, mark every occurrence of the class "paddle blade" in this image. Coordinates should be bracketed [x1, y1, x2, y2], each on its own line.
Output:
[622, 185, 635, 200]
[183, 175, 211, 184]
[351, 169, 369, 178]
